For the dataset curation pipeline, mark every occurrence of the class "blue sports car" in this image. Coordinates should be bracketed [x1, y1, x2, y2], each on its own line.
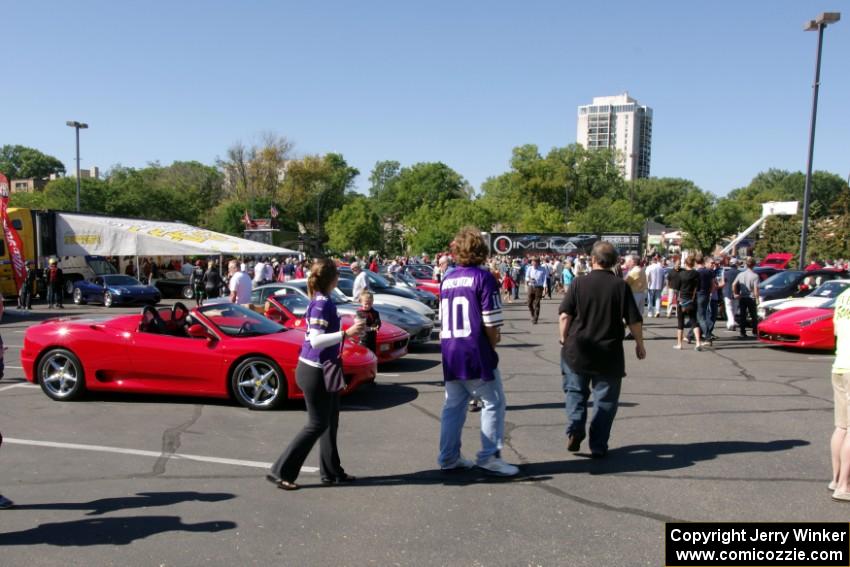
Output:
[73, 274, 161, 308]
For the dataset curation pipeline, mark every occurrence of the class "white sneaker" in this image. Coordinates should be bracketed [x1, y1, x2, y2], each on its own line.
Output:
[829, 480, 837, 491]
[441, 455, 475, 471]
[477, 456, 519, 477]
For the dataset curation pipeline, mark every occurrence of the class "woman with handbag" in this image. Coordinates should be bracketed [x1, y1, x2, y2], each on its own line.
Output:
[674, 255, 703, 351]
[268, 259, 366, 491]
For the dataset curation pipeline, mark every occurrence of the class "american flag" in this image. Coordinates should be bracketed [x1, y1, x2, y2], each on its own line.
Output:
[269, 204, 279, 218]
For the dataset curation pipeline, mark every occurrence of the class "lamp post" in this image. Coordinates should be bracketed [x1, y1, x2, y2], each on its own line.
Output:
[65, 121, 88, 212]
[798, 12, 840, 269]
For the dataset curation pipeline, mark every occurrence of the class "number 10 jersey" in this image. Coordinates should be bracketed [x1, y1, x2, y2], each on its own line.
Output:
[439, 266, 503, 382]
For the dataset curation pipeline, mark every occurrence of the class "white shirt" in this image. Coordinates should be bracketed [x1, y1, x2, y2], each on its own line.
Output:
[646, 262, 665, 290]
[263, 263, 274, 282]
[230, 271, 253, 304]
[253, 262, 266, 284]
[352, 271, 369, 299]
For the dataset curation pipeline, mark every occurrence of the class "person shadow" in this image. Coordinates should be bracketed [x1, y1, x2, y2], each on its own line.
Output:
[13, 491, 235, 516]
[523, 439, 809, 476]
[0, 516, 237, 546]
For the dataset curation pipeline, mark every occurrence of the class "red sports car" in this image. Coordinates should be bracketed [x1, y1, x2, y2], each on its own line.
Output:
[757, 304, 835, 351]
[260, 294, 410, 363]
[21, 302, 377, 410]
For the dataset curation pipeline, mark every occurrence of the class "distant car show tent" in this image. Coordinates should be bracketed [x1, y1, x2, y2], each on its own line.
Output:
[54, 213, 299, 258]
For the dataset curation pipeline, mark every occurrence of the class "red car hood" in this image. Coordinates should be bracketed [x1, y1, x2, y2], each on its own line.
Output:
[760, 306, 833, 328]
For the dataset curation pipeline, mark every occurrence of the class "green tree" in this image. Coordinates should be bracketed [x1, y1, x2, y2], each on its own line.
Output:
[571, 198, 643, 234]
[326, 197, 382, 255]
[404, 200, 494, 255]
[0, 145, 65, 179]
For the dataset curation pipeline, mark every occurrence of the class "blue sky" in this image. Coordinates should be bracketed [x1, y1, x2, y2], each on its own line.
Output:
[3, 0, 848, 197]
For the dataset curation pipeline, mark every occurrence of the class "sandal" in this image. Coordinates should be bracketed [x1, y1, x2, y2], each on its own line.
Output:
[266, 473, 299, 491]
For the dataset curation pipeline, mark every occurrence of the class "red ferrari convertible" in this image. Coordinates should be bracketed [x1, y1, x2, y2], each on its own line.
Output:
[260, 295, 409, 363]
[757, 305, 835, 351]
[21, 303, 377, 410]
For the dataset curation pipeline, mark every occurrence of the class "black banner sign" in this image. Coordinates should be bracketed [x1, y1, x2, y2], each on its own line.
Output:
[665, 522, 850, 566]
[488, 232, 642, 257]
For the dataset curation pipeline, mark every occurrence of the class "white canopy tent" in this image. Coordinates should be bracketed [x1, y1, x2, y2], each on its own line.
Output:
[54, 213, 299, 258]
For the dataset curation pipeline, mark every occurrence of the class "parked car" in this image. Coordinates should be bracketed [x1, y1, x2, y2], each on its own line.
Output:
[21, 302, 377, 410]
[261, 293, 410, 363]
[754, 266, 784, 281]
[73, 274, 161, 307]
[336, 277, 436, 322]
[338, 268, 438, 310]
[384, 271, 439, 304]
[758, 269, 848, 302]
[757, 301, 836, 351]
[758, 279, 850, 320]
[759, 252, 794, 270]
[153, 270, 194, 300]
[252, 282, 434, 344]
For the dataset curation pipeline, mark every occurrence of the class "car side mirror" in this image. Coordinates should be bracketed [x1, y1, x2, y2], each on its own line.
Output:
[187, 324, 210, 339]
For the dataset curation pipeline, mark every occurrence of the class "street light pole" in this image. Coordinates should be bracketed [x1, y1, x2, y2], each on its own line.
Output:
[799, 12, 840, 269]
[66, 120, 89, 212]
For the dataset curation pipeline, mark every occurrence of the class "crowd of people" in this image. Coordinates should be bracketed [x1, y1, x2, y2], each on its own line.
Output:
[5, 237, 850, 506]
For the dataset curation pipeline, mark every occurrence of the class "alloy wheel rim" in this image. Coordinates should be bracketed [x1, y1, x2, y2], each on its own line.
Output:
[74, 289, 82, 303]
[104, 293, 112, 307]
[41, 353, 78, 398]
[236, 362, 279, 407]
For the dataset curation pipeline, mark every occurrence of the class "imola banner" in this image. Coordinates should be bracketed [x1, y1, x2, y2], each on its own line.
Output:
[0, 172, 27, 291]
[488, 233, 642, 258]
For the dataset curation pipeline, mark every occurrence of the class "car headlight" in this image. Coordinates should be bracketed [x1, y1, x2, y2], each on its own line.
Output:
[757, 308, 765, 318]
[114, 288, 125, 295]
[379, 344, 390, 352]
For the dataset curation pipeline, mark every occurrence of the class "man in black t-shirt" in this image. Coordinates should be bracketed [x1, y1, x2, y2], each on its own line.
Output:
[666, 262, 681, 318]
[558, 241, 646, 458]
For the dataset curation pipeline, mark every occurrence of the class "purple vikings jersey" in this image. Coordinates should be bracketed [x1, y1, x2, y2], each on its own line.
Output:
[440, 266, 503, 381]
[300, 293, 342, 365]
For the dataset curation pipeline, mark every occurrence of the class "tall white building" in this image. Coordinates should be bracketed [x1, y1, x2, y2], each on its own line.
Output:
[576, 93, 652, 180]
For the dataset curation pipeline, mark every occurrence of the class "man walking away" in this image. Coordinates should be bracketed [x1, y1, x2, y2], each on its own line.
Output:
[559, 241, 646, 458]
[525, 257, 546, 324]
[190, 260, 206, 307]
[720, 259, 740, 331]
[732, 257, 760, 339]
[645, 256, 665, 318]
[438, 227, 518, 476]
[695, 256, 716, 346]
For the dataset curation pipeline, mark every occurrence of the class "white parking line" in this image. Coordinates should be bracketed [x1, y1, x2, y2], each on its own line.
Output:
[3, 365, 24, 369]
[377, 373, 399, 377]
[0, 383, 39, 393]
[4, 437, 319, 473]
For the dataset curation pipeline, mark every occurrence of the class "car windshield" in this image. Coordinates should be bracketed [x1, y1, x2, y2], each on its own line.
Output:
[103, 275, 142, 286]
[760, 271, 802, 290]
[272, 292, 310, 314]
[407, 266, 433, 279]
[288, 281, 351, 305]
[395, 272, 417, 286]
[88, 258, 118, 275]
[199, 303, 285, 337]
[811, 281, 850, 298]
[368, 271, 391, 288]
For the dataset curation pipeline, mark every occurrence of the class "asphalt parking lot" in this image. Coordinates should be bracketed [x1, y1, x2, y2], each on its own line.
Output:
[0, 296, 843, 566]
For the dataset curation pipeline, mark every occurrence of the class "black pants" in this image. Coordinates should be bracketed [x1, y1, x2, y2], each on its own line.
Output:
[271, 362, 344, 483]
[20, 284, 32, 309]
[527, 286, 543, 322]
[738, 297, 758, 336]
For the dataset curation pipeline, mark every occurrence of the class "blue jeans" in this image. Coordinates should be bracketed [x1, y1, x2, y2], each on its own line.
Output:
[647, 289, 662, 316]
[438, 370, 506, 466]
[562, 360, 622, 454]
[696, 293, 713, 338]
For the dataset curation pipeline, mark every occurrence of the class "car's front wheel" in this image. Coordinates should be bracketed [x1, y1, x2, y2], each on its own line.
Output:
[230, 357, 286, 410]
[104, 292, 114, 308]
[38, 348, 85, 401]
[73, 288, 86, 305]
[181, 286, 194, 300]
